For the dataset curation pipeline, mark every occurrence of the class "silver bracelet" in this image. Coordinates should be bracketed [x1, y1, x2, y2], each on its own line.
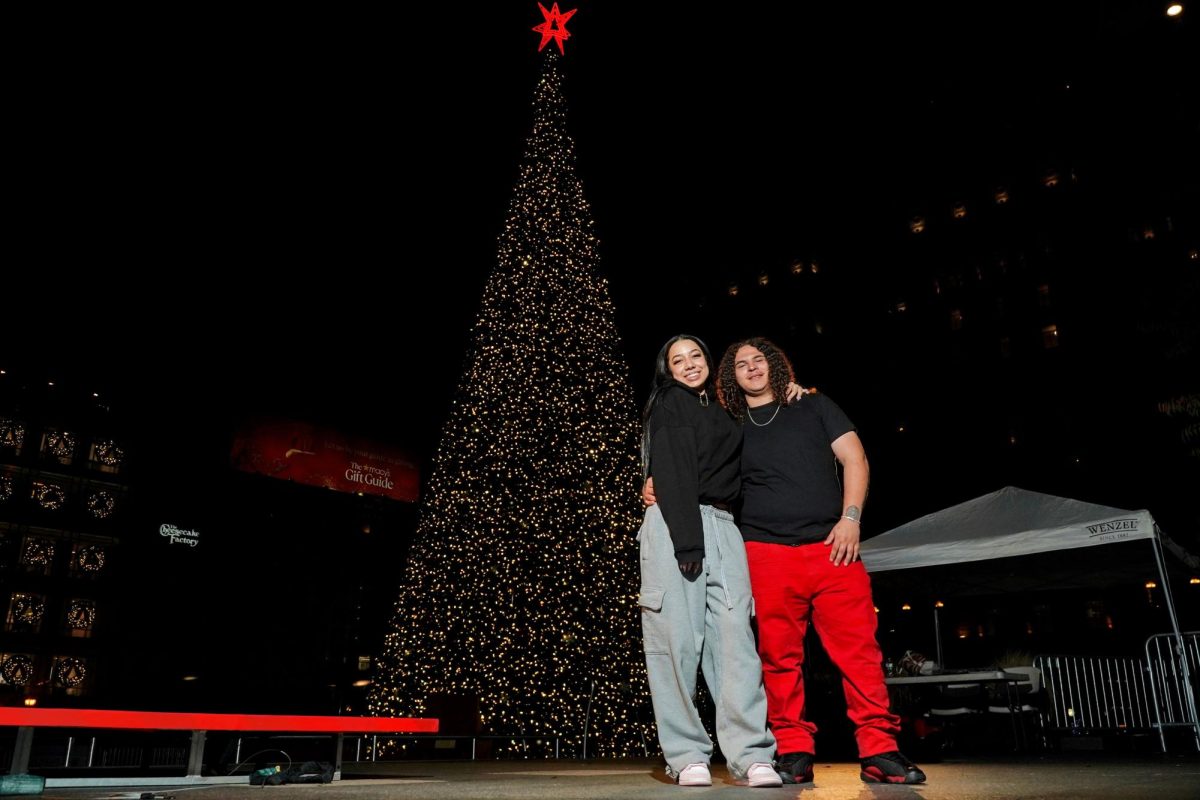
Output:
[841, 515, 861, 524]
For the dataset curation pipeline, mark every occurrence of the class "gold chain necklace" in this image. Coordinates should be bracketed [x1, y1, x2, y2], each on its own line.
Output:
[746, 403, 780, 427]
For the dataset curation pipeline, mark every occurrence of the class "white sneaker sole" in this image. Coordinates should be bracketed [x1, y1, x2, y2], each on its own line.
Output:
[677, 765, 712, 786]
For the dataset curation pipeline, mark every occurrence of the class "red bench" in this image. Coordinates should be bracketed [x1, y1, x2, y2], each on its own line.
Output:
[0, 707, 438, 781]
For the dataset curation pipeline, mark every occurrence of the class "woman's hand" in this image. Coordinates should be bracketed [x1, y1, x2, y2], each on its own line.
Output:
[641, 477, 657, 507]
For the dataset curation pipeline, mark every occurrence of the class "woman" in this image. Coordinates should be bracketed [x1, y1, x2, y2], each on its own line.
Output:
[638, 334, 781, 788]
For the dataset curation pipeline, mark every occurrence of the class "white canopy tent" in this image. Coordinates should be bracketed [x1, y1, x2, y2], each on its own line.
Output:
[862, 486, 1162, 573]
[860, 486, 1198, 745]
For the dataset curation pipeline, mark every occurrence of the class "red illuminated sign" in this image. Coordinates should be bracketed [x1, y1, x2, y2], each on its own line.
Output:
[230, 419, 419, 502]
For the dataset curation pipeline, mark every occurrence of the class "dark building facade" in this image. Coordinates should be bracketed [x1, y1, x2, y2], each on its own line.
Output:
[1, 366, 420, 714]
[0, 376, 128, 707]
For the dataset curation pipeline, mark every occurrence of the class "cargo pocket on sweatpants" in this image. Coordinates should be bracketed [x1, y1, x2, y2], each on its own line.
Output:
[639, 587, 667, 655]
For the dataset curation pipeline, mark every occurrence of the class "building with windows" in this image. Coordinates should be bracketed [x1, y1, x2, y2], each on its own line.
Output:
[0, 376, 127, 707]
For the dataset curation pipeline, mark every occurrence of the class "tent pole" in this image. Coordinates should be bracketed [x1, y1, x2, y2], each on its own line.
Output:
[933, 606, 944, 670]
[1150, 526, 1200, 751]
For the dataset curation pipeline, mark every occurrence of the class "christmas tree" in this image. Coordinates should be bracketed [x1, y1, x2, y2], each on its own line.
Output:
[369, 50, 651, 757]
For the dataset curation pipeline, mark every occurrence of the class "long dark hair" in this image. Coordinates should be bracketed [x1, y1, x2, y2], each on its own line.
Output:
[716, 336, 796, 421]
[640, 334, 715, 478]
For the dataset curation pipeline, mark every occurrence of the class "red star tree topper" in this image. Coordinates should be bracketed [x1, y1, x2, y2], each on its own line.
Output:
[532, 2, 577, 54]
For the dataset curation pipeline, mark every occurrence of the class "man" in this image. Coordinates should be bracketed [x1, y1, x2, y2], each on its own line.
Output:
[645, 337, 925, 785]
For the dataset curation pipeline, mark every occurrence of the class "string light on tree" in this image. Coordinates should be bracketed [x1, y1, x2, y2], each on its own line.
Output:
[371, 9, 651, 757]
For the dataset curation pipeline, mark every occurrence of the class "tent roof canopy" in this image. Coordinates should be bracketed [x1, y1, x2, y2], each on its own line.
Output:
[860, 486, 1157, 574]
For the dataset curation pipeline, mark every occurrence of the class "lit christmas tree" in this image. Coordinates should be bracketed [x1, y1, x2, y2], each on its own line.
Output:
[369, 46, 651, 756]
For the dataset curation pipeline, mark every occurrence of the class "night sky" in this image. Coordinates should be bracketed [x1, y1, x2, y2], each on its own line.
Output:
[9, 2, 1197, 513]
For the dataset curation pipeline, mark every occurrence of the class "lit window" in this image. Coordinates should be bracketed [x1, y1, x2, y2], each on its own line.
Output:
[66, 599, 97, 638]
[89, 440, 125, 473]
[757, 272, 769, 287]
[21, 537, 56, 573]
[952, 203, 967, 220]
[728, 284, 739, 297]
[994, 187, 1010, 205]
[790, 261, 805, 275]
[0, 419, 25, 453]
[70, 544, 106, 576]
[950, 309, 964, 331]
[86, 491, 117, 520]
[1042, 324, 1060, 349]
[810, 261, 820, 274]
[31, 481, 66, 512]
[894, 301, 907, 313]
[41, 429, 76, 464]
[357, 656, 372, 671]
[910, 216, 926, 234]
[1043, 171, 1060, 188]
[7, 592, 47, 632]
[3, 657, 38, 689]
[1142, 226, 1155, 241]
[52, 656, 87, 692]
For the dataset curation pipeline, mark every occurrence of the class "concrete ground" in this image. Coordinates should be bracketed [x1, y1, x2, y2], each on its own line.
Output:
[22, 754, 1200, 800]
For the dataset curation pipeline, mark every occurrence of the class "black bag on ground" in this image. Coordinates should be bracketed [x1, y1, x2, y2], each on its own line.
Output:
[285, 761, 334, 784]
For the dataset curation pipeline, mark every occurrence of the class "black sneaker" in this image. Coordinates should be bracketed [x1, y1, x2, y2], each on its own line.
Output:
[860, 751, 926, 784]
[775, 752, 814, 784]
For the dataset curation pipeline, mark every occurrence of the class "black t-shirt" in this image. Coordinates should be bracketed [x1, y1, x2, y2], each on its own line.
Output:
[647, 382, 742, 560]
[738, 393, 856, 544]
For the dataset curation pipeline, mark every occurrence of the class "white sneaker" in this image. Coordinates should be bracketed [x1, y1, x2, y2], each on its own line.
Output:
[746, 762, 783, 788]
[677, 763, 712, 786]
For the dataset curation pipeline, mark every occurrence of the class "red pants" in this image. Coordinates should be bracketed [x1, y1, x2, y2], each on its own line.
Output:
[746, 540, 900, 757]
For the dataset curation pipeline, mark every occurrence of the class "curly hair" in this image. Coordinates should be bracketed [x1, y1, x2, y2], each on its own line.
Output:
[716, 337, 796, 421]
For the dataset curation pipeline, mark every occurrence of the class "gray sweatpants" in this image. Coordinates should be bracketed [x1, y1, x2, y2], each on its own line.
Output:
[638, 503, 776, 778]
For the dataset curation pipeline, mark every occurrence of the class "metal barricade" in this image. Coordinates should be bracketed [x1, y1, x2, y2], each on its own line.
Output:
[1144, 631, 1200, 752]
[1033, 654, 1155, 737]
